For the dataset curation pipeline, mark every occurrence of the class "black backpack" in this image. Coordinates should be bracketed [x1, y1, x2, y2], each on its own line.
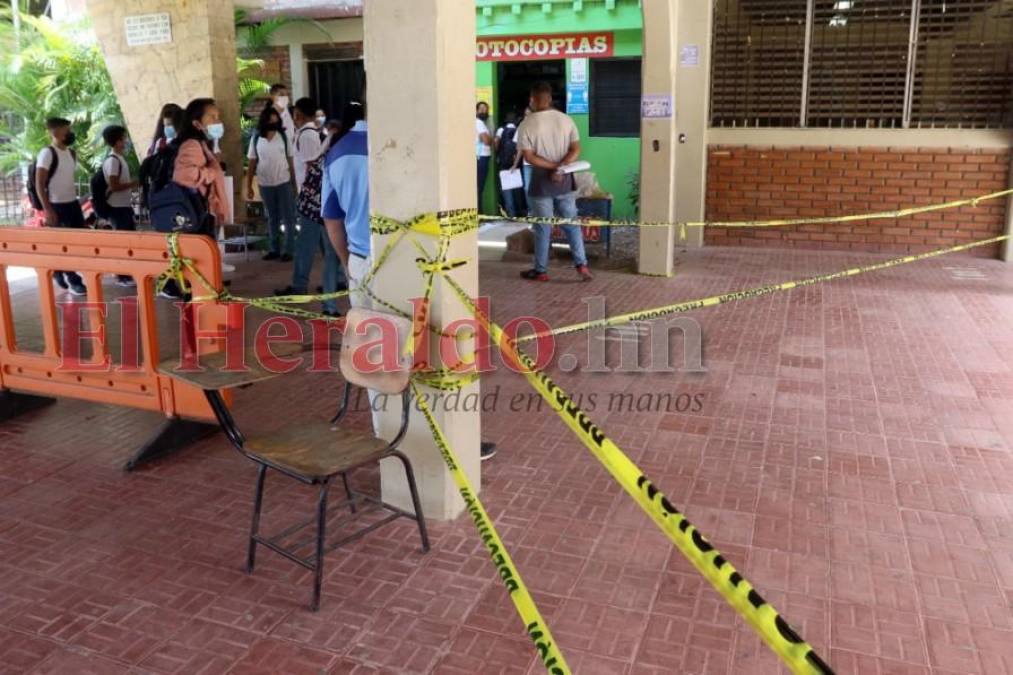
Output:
[138, 139, 181, 209]
[90, 154, 122, 219]
[497, 125, 519, 171]
[26, 146, 75, 210]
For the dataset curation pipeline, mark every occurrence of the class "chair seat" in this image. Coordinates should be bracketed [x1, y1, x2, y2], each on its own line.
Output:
[244, 424, 390, 480]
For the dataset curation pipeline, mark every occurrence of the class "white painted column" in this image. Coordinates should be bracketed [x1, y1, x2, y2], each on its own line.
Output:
[638, 0, 713, 275]
[364, 0, 480, 520]
[288, 43, 307, 100]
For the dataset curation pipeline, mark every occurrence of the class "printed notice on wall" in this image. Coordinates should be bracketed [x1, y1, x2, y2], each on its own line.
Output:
[125, 13, 172, 47]
[641, 94, 674, 119]
[680, 45, 700, 67]
[570, 58, 588, 84]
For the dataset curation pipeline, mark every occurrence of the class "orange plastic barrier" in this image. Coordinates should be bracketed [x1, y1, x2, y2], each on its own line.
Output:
[0, 228, 231, 467]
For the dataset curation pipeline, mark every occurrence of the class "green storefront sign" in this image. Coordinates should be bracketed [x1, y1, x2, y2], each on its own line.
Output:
[476, 0, 644, 219]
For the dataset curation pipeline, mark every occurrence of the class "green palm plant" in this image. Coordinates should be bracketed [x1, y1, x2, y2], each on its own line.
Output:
[0, 12, 123, 176]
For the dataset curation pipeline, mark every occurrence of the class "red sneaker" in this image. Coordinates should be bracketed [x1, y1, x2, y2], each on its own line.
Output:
[520, 269, 550, 282]
[576, 265, 593, 281]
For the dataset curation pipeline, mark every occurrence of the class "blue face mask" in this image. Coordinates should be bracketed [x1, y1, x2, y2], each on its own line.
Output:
[205, 123, 225, 141]
[163, 125, 176, 140]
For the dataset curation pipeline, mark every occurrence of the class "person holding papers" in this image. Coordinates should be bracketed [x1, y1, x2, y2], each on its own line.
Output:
[516, 82, 592, 283]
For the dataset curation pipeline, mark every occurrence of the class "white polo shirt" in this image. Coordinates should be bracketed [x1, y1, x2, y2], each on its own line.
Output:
[247, 133, 293, 188]
[102, 152, 131, 209]
[293, 123, 323, 191]
[36, 146, 77, 204]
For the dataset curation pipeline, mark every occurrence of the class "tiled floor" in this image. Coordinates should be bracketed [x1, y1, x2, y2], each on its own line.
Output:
[1, 243, 1013, 674]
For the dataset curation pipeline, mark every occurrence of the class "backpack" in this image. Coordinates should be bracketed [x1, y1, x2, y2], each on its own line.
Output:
[297, 154, 325, 225]
[26, 146, 75, 210]
[138, 139, 181, 210]
[143, 139, 210, 235]
[90, 154, 122, 219]
[497, 125, 518, 171]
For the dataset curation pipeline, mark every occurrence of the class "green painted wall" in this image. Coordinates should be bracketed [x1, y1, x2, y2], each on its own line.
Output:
[476, 0, 643, 218]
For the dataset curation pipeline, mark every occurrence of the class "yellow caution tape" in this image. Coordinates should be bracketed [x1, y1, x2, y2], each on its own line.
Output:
[411, 382, 570, 674]
[481, 187, 1013, 230]
[442, 274, 832, 675]
[371, 209, 481, 237]
[516, 234, 1011, 343]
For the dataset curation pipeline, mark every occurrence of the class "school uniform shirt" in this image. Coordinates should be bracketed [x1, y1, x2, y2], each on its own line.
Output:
[475, 118, 492, 158]
[279, 106, 296, 146]
[294, 123, 323, 192]
[102, 151, 132, 209]
[36, 146, 77, 204]
[516, 108, 579, 198]
[247, 133, 293, 188]
[321, 120, 370, 258]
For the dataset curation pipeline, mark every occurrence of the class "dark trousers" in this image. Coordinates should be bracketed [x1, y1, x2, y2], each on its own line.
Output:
[108, 206, 136, 282]
[477, 156, 491, 207]
[52, 201, 84, 288]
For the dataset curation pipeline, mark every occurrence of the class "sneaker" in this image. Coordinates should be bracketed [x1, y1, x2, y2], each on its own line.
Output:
[576, 265, 594, 282]
[158, 288, 183, 300]
[322, 309, 342, 318]
[480, 441, 497, 461]
[315, 285, 324, 293]
[520, 269, 549, 282]
[68, 283, 87, 297]
[262, 251, 280, 261]
[274, 286, 302, 296]
[53, 272, 68, 290]
[116, 277, 136, 287]
[280, 254, 293, 263]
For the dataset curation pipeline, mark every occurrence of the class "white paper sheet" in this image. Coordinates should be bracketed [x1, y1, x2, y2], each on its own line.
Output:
[499, 169, 523, 191]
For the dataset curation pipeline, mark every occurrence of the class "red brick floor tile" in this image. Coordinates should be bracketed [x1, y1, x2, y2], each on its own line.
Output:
[431, 628, 533, 674]
[831, 602, 928, 665]
[228, 637, 337, 675]
[0, 628, 60, 674]
[347, 609, 456, 673]
[924, 618, 983, 673]
[827, 649, 930, 675]
[29, 648, 133, 675]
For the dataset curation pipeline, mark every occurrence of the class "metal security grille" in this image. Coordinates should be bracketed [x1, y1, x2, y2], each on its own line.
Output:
[910, 0, 1013, 128]
[590, 58, 643, 137]
[807, 0, 913, 127]
[711, 0, 807, 127]
[709, 0, 1013, 129]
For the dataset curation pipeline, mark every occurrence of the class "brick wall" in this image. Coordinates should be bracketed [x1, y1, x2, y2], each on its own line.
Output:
[705, 146, 1011, 257]
[242, 46, 292, 118]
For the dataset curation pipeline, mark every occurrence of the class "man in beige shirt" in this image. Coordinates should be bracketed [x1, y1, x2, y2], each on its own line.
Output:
[516, 82, 592, 282]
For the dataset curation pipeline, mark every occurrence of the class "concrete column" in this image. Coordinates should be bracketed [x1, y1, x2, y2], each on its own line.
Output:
[288, 43, 307, 100]
[86, 0, 243, 197]
[364, 0, 480, 520]
[638, 0, 712, 275]
[1003, 153, 1013, 262]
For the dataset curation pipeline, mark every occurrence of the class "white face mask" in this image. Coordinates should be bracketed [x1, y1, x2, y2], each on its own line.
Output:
[275, 95, 289, 109]
[316, 116, 326, 126]
[205, 122, 225, 141]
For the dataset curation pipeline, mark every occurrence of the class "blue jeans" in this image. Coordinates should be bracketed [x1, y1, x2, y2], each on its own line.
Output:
[522, 165, 533, 205]
[292, 215, 344, 313]
[260, 183, 297, 255]
[108, 207, 136, 283]
[477, 156, 491, 206]
[529, 192, 587, 273]
[501, 187, 524, 218]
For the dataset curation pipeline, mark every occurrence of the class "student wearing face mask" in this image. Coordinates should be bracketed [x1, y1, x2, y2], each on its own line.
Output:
[173, 97, 229, 229]
[35, 117, 87, 296]
[247, 105, 298, 261]
[268, 83, 296, 147]
[475, 101, 493, 206]
[148, 103, 183, 158]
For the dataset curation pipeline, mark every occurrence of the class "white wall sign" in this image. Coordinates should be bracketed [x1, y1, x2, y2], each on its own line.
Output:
[642, 94, 674, 119]
[680, 44, 700, 67]
[570, 58, 588, 84]
[124, 13, 172, 47]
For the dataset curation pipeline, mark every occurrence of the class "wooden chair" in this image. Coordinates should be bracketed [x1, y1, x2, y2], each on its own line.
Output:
[159, 308, 430, 610]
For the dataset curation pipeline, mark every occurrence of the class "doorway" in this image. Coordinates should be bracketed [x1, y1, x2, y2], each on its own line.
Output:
[496, 60, 565, 126]
[308, 59, 366, 121]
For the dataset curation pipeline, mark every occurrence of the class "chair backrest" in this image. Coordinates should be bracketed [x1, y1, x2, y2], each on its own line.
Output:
[340, 308, 413, 395]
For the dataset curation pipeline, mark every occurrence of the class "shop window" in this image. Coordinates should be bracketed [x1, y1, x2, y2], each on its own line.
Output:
[709, 0, 1013, 129]
[590, 58, 642, 137]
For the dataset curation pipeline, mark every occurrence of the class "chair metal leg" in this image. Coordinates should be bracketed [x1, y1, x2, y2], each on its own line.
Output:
[340, 472, 356, 514]
[247, 464, 267, 573]
[394, 451, 430, 553]
[311, 479, 330, 612]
